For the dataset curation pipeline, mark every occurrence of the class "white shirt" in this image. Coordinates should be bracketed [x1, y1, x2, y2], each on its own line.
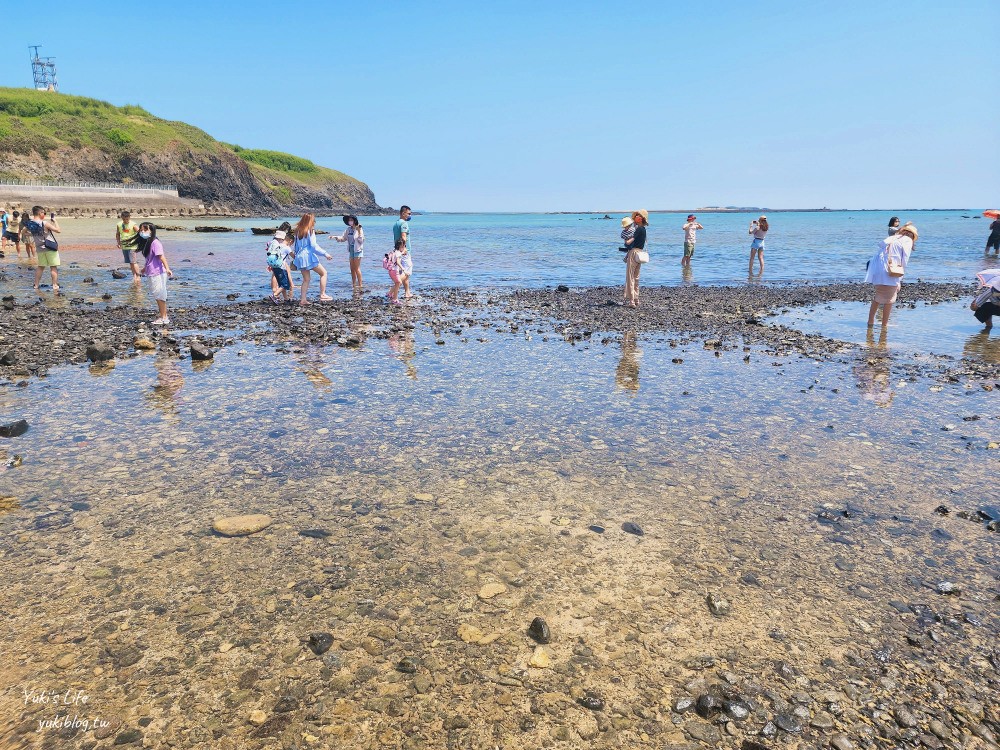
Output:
[865, 235, 913, 286]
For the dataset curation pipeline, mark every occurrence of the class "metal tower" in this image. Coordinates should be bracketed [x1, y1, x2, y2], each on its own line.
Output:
[28, 46, 58, 91]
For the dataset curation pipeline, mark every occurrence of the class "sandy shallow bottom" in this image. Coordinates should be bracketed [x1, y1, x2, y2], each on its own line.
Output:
[0, 326, 998, 749]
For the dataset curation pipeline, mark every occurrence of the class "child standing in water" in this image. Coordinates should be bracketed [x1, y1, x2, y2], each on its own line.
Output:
[136, 223, 174, 325]
[265, 223, 294, 303]
[383, 239, 404, 304]
[748, 215, 768, 274]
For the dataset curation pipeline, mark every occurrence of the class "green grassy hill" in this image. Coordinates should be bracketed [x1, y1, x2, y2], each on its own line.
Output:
[0, 88, 381, 213]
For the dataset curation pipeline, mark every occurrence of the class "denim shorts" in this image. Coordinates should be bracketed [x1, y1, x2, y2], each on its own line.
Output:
[750, 238, 765, 251]
[272, 267, 291, 290]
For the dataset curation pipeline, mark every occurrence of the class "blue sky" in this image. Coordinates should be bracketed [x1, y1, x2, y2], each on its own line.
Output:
[2, 0, 996, 211]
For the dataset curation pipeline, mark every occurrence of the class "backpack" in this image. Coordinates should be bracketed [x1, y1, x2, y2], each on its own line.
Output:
[382, 253, 395, 272]
[265, 240, 283, 269]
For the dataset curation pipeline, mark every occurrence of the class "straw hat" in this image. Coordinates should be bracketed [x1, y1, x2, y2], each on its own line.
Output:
[621, 216, 634, 229]
[633, 209, 649, 224]
[898, 223, 918, 242]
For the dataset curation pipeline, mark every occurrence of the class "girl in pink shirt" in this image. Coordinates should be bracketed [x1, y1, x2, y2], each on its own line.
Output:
[136, 223, 174, 325]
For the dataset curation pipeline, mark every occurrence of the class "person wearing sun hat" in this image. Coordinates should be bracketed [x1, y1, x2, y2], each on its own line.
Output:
[623, 210, 649, 307]
[681, 214, 703, 268]
[334, 214, 365, 292]
[619, 216, 635, 255]
[864, 223, 918, 328]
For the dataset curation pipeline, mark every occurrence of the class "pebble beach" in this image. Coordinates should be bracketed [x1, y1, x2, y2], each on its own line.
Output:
[1, 258, 998, 749]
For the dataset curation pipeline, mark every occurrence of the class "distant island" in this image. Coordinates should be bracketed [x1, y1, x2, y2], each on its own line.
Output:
[0, 87, 386, 216]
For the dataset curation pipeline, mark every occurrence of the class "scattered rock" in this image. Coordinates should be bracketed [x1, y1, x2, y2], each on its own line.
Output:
[707, 592, 731, 616]
[588, 524, 605, 534]
[528, 646, 551, 668]
[212, 514, 273, 537]
[674, 697, 695, 714]
[112, 728, 143, 745]
[189, 341, 214, 361]
[299, 528, 331, 538]
[457, 623, 485, 644]
[478, 582, 507, 600]
[527, 617, 551, 644]
[0, 419, 29, 438]
[307, 632, 333, 655]
[696, 694, 722, 719]
[443, 715, 470, 730]
[395, 657, 417, 674]
[621, 521, 644, 536]
[935, 581, 960, 596]
[893, 706, 919, 728]
[248, 710, 267, 726]
[775, 714, 803, 733]
[556, 285, 570, 293]
[577, 695, 604, 711]
[86, 341, 115, 362]
[111, 269, 127, 279]
[0, 350, 15, 365]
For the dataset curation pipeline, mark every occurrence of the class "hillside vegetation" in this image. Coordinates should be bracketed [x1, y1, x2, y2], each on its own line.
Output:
[0, 87, 381, 213]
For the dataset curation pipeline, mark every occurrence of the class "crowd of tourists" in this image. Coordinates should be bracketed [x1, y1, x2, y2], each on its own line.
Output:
[614, 211, 998, 329]
[2, 203, 998, 331]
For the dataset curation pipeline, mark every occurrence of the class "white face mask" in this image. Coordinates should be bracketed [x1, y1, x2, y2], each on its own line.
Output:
[139, 232, 151, 240]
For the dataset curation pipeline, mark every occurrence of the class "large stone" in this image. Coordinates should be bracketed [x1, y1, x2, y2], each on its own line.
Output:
[528, 617, 551, 644]
[478, 583, 507, 600]
[189, 341, 214, 361]
[528, 646, 551, 668]
[86, 342, 115, 362]
[212, 514, 273, 537]
[457, 623, 485, 644]
[0, 419, 29, 438]
[0, 351, 15, 366]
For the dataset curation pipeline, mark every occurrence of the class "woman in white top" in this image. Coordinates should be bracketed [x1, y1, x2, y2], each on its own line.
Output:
[334, 214, 365, 293]
[864, 224, 917, 327]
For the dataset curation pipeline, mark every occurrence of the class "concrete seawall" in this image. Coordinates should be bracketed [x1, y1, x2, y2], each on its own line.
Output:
[0, 184, 226, 217]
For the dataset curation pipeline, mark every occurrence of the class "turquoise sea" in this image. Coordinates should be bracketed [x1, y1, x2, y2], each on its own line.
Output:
[2, 210, 996, 307]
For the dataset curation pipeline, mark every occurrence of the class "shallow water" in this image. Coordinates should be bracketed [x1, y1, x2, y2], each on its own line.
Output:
[1, 324, 997, 748]
[771, 299, 1000, 363]
[2, 211, 997, 309]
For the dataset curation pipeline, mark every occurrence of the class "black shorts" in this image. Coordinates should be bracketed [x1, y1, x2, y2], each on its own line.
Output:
[2, 231, 18, 241]
[987, 235, 1000, 251]
[974, 301, 1000, 323]
[272, 267, 291, 290]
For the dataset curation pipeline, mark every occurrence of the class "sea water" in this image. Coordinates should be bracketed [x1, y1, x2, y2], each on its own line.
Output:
[1, 210, 995, 308]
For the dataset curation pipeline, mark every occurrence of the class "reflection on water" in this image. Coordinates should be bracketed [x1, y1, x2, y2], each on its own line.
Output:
[1, 330, 997, 748]
[388, 329, 418, 380]
[772, 299, 1000, 361]
[854, 327, 894, 407]
[614, 330, 641, 394]
[963, 330, 1000, 362]
[146, 355, 185, 416]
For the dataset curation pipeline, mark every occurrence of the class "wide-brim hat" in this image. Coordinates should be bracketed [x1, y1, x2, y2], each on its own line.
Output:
[273, 230, 286, 240]
[621, 217, 634, 228]
[633, 209, 649, 224]
[898, 224, 918, 242]
[343, 214, 358, 225]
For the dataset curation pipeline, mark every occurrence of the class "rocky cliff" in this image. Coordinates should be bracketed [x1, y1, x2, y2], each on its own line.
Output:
[0, 88, 385, 215]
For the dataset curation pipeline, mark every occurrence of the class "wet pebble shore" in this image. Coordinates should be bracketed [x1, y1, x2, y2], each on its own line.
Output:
[0, 281, 993, 384]
[1, 279, 999, 750]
